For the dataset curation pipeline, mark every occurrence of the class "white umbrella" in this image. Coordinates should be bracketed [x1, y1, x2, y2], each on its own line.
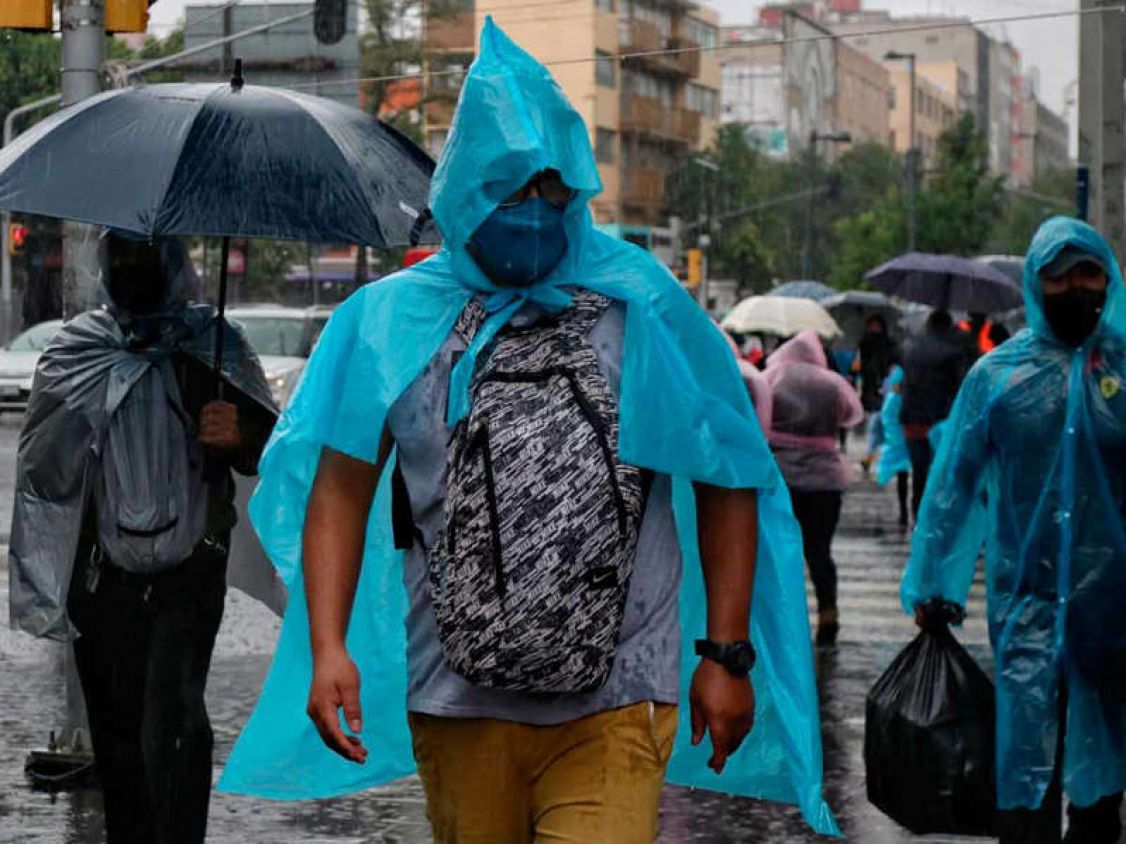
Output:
[721, 295, 842, 340]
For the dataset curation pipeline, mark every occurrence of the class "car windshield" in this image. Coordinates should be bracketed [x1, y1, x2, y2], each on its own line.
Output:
[8, 321, 62, 352]
[230, 316, 308, 357]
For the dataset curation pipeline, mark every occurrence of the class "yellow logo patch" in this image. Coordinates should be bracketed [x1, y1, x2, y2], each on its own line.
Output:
[1100, 374, 1121, 399]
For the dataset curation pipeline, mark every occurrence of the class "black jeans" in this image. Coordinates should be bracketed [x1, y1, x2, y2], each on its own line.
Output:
[68, 545, 227, 844]
[906, 436, 933, 520]
[790, 490, 843, 613]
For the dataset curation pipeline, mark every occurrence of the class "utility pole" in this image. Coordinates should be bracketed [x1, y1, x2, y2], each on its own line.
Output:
[60, 0, 106, 320]
[1078, 0, 1125, 260]
[222, 2, 234, 76]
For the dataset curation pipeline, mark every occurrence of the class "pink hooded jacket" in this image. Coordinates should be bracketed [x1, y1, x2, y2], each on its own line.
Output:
[764, 330, 864, 491]
[715, 322, 772, 437]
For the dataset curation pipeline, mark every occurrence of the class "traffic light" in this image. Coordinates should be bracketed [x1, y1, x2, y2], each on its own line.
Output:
[0, 0, 52, 31]
[685, 248, 702, 288]
[105, 0, 151, 34]
[314, 0, 348, 45]
[8, 223, 29, 257]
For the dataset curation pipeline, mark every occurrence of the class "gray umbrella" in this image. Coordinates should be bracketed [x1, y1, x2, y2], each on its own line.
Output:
[821, 290, 903, 345]
[866, 252, 1022, 314]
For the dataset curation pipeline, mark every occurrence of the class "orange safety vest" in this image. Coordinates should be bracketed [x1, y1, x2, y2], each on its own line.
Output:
[957, 320, 996, 355]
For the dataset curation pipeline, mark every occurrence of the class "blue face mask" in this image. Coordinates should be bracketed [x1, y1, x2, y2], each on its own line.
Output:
[468, 198, 569, 287]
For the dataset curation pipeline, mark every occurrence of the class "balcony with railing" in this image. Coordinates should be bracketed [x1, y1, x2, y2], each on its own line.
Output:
[620, 165, 666, 211]
[618, 19, 700, 77]
[425, 10, 474, 52]
[620, 94, 700, 145]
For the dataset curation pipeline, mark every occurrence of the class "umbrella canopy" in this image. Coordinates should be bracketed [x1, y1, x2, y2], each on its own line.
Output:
[821, 290, 903, 345]
[0, 81, 437, 246]
[975, 254, 1025, 286]
[769, 279, 837, 301]
[721, 295, 842, 340]
[866, 252, 1022, 314]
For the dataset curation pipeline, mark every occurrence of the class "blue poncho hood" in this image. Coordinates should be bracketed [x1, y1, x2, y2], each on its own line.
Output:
[902, 216, 1126, 810]
[218, 20, 837, 835]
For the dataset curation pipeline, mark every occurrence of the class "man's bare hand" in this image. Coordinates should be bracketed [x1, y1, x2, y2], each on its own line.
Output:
[199, 400, 241, 450]
[689, 658, 755, 775]
[307, 647, 368, 764]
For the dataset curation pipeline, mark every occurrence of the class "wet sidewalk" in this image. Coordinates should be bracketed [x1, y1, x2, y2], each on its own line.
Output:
[0, 431, 1095, 843]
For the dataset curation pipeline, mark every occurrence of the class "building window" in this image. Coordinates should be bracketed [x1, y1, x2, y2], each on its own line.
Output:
[683, 17, 717, 49]
[595, 128, 617, 163]
[686, 83, 717, 118]
[594, 0, 614, 12]
[595, 50, 617, 87]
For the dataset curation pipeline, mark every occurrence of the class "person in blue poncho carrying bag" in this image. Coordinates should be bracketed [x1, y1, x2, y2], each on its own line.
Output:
[902, 216, 1126, 844]
[218, 19, 837, 841]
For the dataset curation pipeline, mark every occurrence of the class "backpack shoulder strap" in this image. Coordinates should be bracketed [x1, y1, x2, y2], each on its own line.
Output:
[453, 298, 488, 346]
[559, 290, 612, 337]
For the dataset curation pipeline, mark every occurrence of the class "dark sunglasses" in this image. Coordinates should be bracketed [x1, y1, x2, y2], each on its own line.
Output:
[498, 170, 577, 209]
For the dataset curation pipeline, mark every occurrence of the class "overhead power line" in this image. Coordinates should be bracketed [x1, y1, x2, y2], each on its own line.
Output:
[272, 3, 1126, 90]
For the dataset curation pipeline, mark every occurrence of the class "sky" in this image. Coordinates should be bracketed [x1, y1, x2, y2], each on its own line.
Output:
[146, 0, 1079, 117]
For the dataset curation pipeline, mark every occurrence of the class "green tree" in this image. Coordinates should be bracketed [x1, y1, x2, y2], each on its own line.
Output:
[989, 167, 1075, 255]
[915, 114, 1005, 255]
[0, 31, 59, 132]
[830, 197, 904, 288]
[720, 219, 775, 292]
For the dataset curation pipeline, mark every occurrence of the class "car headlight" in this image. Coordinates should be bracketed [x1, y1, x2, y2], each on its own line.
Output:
[267, 368, 302, 406]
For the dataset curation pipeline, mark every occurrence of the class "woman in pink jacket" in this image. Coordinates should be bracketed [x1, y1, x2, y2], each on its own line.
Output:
[764, 330, 864, 645]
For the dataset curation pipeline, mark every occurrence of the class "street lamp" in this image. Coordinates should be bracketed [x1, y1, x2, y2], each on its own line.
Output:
[802, 129, 853, 279]
[885, 50, 918, 252]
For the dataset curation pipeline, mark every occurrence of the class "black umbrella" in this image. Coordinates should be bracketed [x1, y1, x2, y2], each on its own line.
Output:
[866, 252, 1022, 314]
[0, 63, 438, 389]
[820, 290, 903, 344]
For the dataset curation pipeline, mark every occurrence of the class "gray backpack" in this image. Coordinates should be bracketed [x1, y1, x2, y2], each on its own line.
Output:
[94, 357, 208, 574]
[427, 290, 646, 693]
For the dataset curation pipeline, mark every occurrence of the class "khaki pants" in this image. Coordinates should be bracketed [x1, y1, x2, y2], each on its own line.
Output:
[408, 701, 677, 843]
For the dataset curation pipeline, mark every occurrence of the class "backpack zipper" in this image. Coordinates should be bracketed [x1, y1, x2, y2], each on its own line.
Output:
[473, 424, 507, 604]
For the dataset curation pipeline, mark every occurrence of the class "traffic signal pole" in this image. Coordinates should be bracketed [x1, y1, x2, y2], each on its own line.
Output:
[60, 0, 106, 320]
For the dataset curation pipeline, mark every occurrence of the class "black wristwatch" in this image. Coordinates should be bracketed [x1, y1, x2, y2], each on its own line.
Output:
[695, 639, 756, 677]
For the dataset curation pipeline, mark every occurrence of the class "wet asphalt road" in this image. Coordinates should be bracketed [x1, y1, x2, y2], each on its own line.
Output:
[0, 417, 1120, 843]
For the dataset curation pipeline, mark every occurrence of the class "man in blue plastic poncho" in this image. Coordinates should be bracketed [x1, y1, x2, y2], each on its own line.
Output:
[218, 19, 837, 841]
[902, 216, 1126, 844]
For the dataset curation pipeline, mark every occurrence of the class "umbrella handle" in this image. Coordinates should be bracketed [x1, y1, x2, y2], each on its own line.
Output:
[214, 235, 229, 400]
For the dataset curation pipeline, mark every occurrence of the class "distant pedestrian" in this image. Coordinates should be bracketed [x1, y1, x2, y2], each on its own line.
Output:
[903, 217, 1126, 844]
[856, 315, 898, 474]
[9, 233, 276, 844]
[898, 309, 968, 519]
[765, 330, 864, 645]
[873, 365, 911, 527]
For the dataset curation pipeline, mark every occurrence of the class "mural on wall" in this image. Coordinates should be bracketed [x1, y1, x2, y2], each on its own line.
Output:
[782, 11, 836, 151]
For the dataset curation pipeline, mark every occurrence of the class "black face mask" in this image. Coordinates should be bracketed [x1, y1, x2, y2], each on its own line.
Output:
[1042, 287, 1106, 347]
[106, 245, 167, 315]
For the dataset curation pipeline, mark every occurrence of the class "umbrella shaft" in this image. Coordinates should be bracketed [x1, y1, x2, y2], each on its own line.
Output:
[214, 237, 229, 400]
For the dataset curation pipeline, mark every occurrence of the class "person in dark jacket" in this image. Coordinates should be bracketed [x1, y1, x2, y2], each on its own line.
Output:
[898, 309, 969, 520]
[856, 314, 898, 473]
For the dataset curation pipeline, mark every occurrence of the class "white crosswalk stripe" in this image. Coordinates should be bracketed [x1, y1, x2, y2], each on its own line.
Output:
[804, 473, 991, 649]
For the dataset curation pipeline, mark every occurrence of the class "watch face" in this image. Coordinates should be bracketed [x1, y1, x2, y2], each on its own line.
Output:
[728, 645, 755, 672]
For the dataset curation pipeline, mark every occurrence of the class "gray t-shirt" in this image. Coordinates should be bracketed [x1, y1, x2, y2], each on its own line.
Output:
[385, 302, 682, 725]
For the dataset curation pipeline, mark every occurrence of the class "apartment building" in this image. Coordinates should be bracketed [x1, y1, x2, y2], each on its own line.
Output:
[422, 0, 721, 227]
[720, 13, 889, 161]
[885, 62, 957, 168]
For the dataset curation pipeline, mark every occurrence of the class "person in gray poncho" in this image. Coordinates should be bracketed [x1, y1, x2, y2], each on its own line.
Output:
[9, 232, 277, 844]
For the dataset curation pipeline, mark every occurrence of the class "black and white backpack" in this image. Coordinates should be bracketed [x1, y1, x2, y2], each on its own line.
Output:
[426, 290, 645, 693]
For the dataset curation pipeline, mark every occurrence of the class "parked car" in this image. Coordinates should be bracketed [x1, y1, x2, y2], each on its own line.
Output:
[226, 305, 332, 406]
[0, 319, 63, 412]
